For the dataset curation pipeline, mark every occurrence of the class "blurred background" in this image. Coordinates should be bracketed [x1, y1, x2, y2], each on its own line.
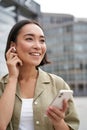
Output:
[0, 0, 87, 130]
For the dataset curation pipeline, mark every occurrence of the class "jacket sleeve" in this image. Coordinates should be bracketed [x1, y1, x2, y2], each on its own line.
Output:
[64, 83, 80, 130]
[0, 75, 8, 97]
[50, 74, 80, 130]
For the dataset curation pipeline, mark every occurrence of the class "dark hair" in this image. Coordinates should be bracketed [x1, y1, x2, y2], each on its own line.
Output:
[5, 19, 50, 66]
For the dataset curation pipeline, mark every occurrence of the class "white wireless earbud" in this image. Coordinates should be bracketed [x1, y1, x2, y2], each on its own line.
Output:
[14, 47, 16, 51]
[11, 47, 16, 53]
[13, 47, 16, 52]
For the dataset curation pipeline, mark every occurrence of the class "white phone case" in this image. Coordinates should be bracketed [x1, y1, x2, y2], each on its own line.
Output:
[50, 90, 73, 109]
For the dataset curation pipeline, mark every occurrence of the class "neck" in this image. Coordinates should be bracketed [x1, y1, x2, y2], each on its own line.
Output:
[18, 65, 38, 81]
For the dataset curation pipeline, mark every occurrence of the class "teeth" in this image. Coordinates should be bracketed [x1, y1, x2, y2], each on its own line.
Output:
[30, 53, 40, 56]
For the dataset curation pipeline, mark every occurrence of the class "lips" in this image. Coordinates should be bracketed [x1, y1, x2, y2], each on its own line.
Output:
[29, 52, 41, 56]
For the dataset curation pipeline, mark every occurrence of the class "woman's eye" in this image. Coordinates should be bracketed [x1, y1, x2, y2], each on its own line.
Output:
[40, 39, 45, 43]
[26, 37, 33, 41]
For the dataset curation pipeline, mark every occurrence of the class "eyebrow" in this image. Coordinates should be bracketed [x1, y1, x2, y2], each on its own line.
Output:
[24, 33, 45, 38]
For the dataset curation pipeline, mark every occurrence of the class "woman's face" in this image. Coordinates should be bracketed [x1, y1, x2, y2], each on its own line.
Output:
[15, 23, 46, 67]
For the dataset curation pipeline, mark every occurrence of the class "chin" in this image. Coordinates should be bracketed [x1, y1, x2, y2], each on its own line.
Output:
[31, 61, 41, 67]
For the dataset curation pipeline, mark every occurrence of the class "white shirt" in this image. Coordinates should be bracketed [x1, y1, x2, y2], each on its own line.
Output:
[18, 98, 34, 130]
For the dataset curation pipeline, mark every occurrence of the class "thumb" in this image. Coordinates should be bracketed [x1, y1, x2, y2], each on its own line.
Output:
[62, 99, 68, 112]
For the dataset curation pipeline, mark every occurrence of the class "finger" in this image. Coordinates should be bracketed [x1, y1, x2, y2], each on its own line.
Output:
[6, 47, 15, 55]
[6, 50, 17, 60]
[17, 60, 23, 66]
[11, 56, 23, 66]
[62, 99, 68, 112]
[54, 106, 65, 119]
[7, 53, 17, 61]
[48, 107, 60, 121]
[6, 55, 22, 68]
[47, 106, 65, 120]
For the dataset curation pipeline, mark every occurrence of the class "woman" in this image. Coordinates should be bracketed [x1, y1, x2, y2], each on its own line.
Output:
[0, 20, 80, 130]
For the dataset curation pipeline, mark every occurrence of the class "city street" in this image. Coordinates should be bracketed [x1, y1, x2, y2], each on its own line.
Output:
[74, 97, 87, 130]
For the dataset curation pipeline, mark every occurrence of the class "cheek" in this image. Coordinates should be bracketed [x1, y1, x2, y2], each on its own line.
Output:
[17, 42, 29, 52]
[42, 45, 47, 53]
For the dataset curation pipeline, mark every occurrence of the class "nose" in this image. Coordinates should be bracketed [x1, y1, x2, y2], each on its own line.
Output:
[33, 41, 41, 49]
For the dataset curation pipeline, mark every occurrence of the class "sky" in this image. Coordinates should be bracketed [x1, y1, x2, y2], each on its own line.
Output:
[34, 0, 87, 18]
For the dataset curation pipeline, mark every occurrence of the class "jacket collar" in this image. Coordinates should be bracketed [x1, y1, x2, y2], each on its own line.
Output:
[14, 68, 51, 100]
[2, 68, 51, 101]
[33, 68, 51, 101]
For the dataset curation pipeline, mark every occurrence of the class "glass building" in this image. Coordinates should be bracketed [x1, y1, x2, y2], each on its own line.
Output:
[0, 0, 40, 21]
[39, 13, 87, 96]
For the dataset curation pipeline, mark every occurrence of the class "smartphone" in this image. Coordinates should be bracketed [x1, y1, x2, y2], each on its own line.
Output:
[50, 89, 73, 109]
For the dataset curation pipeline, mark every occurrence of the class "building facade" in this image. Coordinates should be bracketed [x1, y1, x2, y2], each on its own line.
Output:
[39, 13, 87, 96]
[0, 0, 40, 21]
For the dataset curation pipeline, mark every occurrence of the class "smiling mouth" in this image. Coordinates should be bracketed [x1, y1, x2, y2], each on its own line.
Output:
[29, 52, 41, 56]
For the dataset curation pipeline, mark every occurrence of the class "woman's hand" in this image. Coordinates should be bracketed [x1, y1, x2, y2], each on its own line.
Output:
[6, 47, 23, 79]
[46, 100, 69, 129]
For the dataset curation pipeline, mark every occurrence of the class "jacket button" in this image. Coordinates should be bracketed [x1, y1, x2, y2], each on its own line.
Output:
[36, 121, 40, 125]
[34, 101, 38, 105]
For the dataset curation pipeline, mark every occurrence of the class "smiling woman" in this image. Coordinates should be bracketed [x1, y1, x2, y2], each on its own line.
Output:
[12, 23, 46, 66]
[5, 20, 50, 66]
[0, 19, 80, 130]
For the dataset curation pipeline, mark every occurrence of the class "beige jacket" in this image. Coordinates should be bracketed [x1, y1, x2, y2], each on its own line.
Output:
[0, 68, 80, 130]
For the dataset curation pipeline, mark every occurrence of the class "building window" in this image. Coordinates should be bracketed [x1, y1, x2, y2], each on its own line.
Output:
[63, 25, 73, 33]
[70, 84, 75, 91]
[78, 84, 84, 92]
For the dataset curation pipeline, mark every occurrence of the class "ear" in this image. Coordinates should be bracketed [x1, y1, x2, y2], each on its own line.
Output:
[10, 41, 16, 48]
